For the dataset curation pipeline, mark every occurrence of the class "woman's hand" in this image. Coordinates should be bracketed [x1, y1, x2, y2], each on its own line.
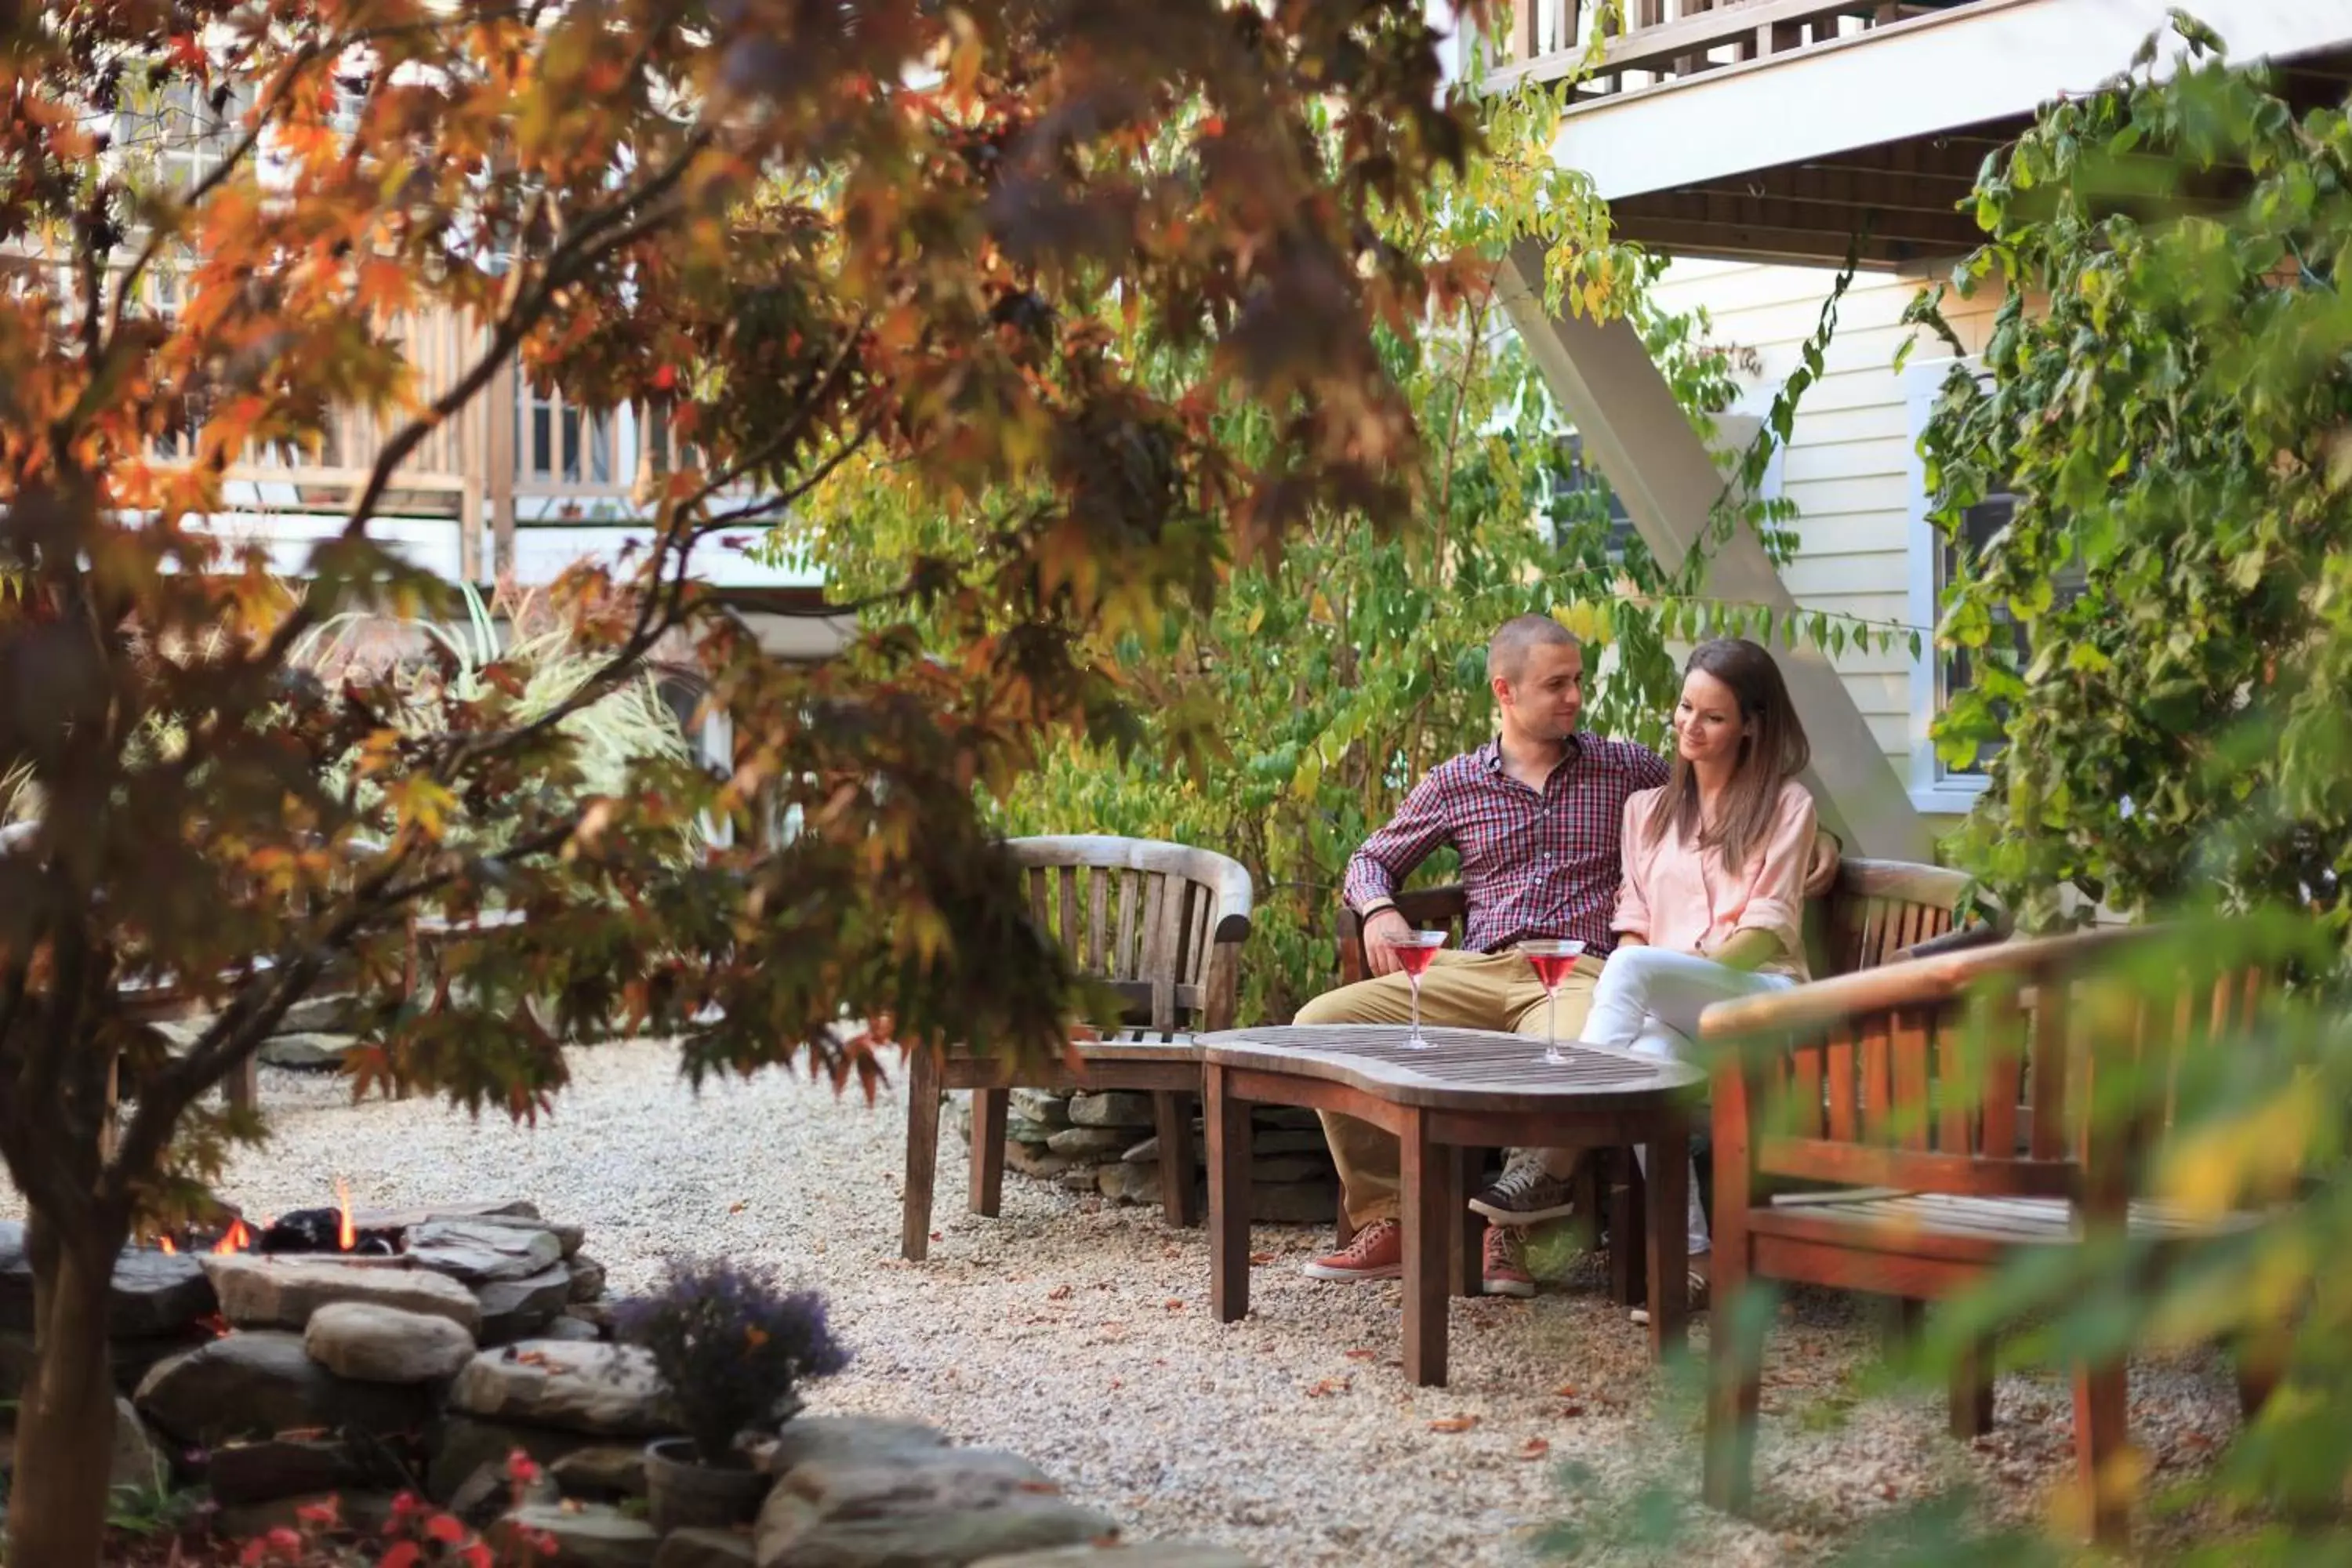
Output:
[1802, 829, 1840, 898]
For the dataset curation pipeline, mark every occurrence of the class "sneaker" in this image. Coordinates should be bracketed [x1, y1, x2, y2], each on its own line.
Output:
[1468, 1162, 1577, 1226]
[1628, 1269, 1711, 1324]
[1301, 1218, 1403, 1281]
[1482, 1226, 1536, 1298]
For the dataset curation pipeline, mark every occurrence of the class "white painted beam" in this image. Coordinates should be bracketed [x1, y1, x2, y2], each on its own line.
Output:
[1551, 0, 2352, 203]
[1497, 241, 1932, 860]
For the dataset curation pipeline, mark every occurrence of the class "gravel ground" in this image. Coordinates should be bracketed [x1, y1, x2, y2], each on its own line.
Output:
[20, 1040, 2255, 1565]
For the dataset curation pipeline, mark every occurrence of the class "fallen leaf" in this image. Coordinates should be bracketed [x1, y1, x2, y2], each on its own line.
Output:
[1428, 1416, 1478, 1434]
[1249, 1251, 1276, 1265]
[1345, 1348, 1376, 1361]
[1305, 1377, 1351, 1398]
[1047, 1284, 1073, 1301]
[1553, 1384, 1578, 1398]
[1878, 1483, 1899, 1501]
[1164, 1299, 1185, 1312]
[1560, 1404, 1585, 1417]
[728, 1200, 748, 1215]
[1517, 1438, 1551, 1461]
[930, 1231, 942, 1243]
[1108, 1378, 1123, 1390]
[1018, 1481, 1062, 1494]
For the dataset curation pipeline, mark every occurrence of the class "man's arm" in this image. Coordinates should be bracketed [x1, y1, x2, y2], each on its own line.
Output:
[1342, 769, 1457, 979]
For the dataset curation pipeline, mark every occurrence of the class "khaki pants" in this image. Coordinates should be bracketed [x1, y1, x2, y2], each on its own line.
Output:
[1295, 949, 1604, 1229]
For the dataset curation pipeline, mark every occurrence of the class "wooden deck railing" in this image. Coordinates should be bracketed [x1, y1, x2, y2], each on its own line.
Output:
[169, 303, 714, 582]
[1483, 0, 1991, 99]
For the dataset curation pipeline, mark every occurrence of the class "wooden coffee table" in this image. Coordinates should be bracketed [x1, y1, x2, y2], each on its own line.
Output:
[1196, 1023, 1706, 1385]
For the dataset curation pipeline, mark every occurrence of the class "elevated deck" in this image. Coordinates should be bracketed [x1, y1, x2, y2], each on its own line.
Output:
[1484, 0, 2352, 268]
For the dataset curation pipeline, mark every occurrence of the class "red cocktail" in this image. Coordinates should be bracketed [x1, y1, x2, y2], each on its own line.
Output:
[1394, 929, 1449, 1048]
[1517, 938, 1587, 1064]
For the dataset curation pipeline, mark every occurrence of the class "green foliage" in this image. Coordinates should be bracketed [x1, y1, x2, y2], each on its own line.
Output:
[1914, 22, 2352, 946]
[803, 76, 1895, 1021]
[287, 583, 706, 870]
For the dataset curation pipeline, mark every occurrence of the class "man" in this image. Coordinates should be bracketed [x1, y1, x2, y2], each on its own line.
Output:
[1297, 615, 1835, 1297]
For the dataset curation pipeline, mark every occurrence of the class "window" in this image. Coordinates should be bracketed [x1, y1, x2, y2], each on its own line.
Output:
[1905, 360, 2086, 809]
[118, 80, 252, 194]
[1544, 431, 1636, 560]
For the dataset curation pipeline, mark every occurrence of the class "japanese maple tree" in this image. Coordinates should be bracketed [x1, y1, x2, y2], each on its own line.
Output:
[0, 0, 1480, 1560]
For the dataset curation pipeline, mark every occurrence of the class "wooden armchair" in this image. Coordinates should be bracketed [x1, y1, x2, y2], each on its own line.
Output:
[901, 834, 1254, 1261]
[1697, 925, 2272, 1544]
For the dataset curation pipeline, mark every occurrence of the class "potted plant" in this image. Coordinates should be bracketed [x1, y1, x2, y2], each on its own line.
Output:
[615, 1256, 851, 1531]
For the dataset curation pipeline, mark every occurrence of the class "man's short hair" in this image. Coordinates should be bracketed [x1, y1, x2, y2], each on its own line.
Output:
[1487, 615, 1579, 686]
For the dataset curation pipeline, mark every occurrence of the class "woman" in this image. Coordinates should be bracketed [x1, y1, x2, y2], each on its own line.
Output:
[1599, 636, 1817, 1313]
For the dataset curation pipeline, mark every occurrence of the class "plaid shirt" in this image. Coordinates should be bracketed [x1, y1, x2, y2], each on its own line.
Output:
[1342, 735, 1670, 957]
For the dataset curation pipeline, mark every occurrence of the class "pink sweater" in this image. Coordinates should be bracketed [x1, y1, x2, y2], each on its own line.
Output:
[1612, 778, 1817, 980]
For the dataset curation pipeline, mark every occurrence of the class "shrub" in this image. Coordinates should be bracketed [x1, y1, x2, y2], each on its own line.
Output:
[614, 1258, 851, 1464]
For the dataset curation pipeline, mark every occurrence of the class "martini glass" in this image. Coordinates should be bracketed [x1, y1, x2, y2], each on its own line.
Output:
[1519, 938, 1588, 1065]
[1393, 929, 1450, 1049]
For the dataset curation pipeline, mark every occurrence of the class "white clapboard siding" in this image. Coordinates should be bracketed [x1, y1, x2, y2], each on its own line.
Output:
[1653, 258, 2007, 823]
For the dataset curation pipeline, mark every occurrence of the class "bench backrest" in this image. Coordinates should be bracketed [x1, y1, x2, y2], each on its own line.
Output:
[1008, 835, 1254, 1034]
[1336, 856, 1982, 988]
[1700, 925, 2269, 1210]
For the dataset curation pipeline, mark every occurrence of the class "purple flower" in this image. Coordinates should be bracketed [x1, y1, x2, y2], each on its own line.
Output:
[615, 1256, 851, 1462]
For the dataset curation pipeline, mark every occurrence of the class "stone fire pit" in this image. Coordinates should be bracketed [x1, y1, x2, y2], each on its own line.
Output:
[0, 1199, 629, 1536]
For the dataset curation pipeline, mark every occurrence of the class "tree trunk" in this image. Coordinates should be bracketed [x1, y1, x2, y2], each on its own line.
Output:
[9, 1210, 122, 1568]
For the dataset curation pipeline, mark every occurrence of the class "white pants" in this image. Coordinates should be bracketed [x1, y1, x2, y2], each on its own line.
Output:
[1587, 946, 1798, 1257]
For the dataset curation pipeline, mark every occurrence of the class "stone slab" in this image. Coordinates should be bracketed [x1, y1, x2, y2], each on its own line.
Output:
[426, 1415, 597, 1501]
[1065, 1092, 1154, 1129]
[552, 1443, 648, 1498]
[306, 1301, 477, 1383]
[110, 1396, 169, 1491]
[406, 1219, 564, 1283]
[0, 1222, 216, 1337]
[204, 1254, 483, 1334]
[1044, 1127, 1128, 1157]
[208, 1436, 372, 1504]
[657, 1528, 757, 1568]
[1007, 1090, 1070, 1124]
[256, 1031, 354, 1070]
[447, 1341, 681, 1437]
[477, 1265, 574, 1344]
[133, 1330, 432, 1446]
[755, 1417, 952, 1479]
[506, 1502, 661, 1568]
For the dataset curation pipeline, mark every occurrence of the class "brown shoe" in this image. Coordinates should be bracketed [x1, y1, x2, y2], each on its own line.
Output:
[1301, 1219, 1403, 1281]
[1482, 1226, 1536, 1298]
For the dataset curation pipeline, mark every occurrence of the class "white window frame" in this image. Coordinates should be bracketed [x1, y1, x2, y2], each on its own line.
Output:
[1902, 356, 1994, 816]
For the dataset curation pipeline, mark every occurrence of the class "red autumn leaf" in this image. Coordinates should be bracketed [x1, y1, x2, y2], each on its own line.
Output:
[1345, 1348, 1376, 1361]
[378, 1545, 423, 1568]
[1248, 1251, 1276, 1264]
[1518, 1438, 1552, 1461]
[1305, 1377, 1350, 1398]
[1553, 1384, 1578, 1397]
[426, 1512, 470, 1544]
[1428, 1416, 1478, 1433]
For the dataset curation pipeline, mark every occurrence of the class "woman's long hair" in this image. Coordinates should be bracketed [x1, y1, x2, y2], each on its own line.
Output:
[1645, 637, 1811, 876]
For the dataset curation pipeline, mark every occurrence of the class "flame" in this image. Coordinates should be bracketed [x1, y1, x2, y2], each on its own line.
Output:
[336, 1179, 355, 1251]
[158, 1236, 177, 1254]
[212, 1219, 252, 1255]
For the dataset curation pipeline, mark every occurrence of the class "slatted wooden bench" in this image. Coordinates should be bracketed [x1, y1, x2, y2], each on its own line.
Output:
[1697, 924, 2274, 1545]
[1329, 855, 1991, 1298]
[900, 834, 1254, 1261]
